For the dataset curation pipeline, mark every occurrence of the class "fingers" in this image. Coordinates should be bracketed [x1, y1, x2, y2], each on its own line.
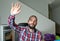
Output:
[11, 2, 21, 15]
[15, 2, 21, 8]
[14, 2, 21, 11]
[16, 4, 21, 11]
[11, 2, 21, 8]
[11, 2, 21, 11]
[16, 3, 20, 9]
[16, 10, 21, 14]
[11, 3, 14, 12]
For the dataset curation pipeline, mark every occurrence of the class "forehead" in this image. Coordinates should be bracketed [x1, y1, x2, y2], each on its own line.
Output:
[29, 16, 37, 21]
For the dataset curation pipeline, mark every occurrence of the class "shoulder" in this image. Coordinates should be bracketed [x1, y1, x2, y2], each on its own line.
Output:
[35, 29, 42, 37]
[36, 29, 42, 39]
[37, 31, 42, 35]
[18, 26, 28, 31]
[35, 29, 42, 34]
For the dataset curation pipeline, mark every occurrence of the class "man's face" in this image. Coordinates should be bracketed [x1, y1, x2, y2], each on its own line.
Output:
[28, 16, 37, 29]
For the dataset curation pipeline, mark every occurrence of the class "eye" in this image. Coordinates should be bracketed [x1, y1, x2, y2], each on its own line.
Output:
[29, 19, 33, 21]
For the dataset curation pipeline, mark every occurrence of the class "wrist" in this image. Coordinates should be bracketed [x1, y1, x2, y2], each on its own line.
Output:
[10, 13, 15, 16]
[10, 14, 15, 16]
[10, 14, 15, 19]
[11, 10, 17, 15]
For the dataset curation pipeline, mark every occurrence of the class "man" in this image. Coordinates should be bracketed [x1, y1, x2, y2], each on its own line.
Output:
[8, 2, 42, 41]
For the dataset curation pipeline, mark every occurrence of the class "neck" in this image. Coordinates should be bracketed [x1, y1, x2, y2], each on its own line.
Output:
[29, 28, 35, 33]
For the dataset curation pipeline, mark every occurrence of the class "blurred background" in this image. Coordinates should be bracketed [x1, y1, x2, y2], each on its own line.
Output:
[0, 0, 60, 41]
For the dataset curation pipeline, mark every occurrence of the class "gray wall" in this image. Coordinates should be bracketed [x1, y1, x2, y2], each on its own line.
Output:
[52, 7, 60, 24]
[0, 0, 18, 24]
[0, 1, 1, 25]
[19, 0, 49, 17]
[0, 0, 55, 35]
[50, 6, 60, 34]
[0, 16, 1, 25]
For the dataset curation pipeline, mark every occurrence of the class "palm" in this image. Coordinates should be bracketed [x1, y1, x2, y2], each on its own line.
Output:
[11, 2, 21, 15]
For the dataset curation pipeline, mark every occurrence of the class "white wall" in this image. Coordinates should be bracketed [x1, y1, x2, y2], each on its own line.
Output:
[19, 0, 55, 18]
[19, 0, 48, 17]
[0, 0, 18, 24]
[0, 0, 55, 34]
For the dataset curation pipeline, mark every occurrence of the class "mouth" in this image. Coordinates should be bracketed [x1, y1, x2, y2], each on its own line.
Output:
[28, 24, 35, 29]
[29, 24, 34, 27]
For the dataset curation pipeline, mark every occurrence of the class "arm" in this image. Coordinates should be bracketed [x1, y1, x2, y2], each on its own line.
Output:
[8, 2, 21, 32]
[8, 15, 20, 32]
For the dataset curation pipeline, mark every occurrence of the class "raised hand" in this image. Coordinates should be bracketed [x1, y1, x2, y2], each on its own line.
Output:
[11, 2, 21, 15]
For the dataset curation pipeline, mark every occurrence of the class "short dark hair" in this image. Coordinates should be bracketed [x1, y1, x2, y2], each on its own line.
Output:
[29, 15, 37, 21]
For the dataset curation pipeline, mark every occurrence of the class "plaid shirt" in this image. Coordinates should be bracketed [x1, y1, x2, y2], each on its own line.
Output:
[8, 15, 42, 41]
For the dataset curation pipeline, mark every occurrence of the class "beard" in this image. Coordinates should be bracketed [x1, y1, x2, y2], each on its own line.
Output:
[28, 24, 36, 29]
